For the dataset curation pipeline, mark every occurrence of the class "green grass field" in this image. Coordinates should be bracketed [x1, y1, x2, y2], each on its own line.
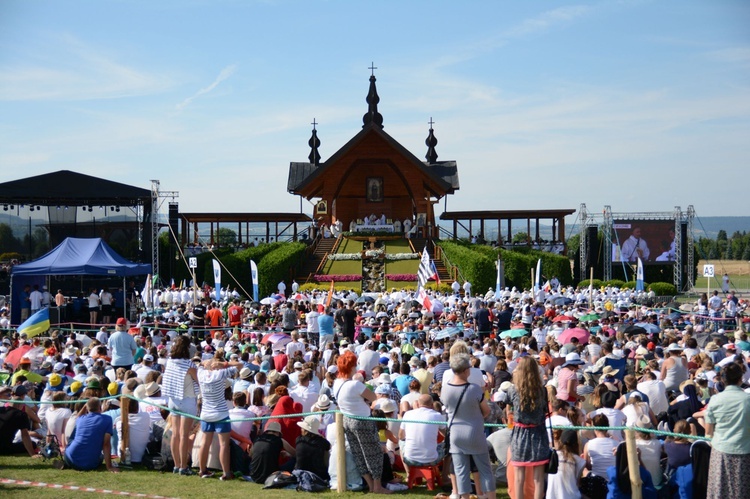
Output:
[0, 455, 510, 498]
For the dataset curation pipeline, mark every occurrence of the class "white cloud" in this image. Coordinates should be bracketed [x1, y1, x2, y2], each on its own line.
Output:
[504, 5, 592, 38]
[176, 64, 238, 110]
[0, 34, 172, 101]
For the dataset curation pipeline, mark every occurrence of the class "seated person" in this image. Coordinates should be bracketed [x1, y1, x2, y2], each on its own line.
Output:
[62, 397, 118, 472]
[0, 385, 41, 457]
[116, 400, 152, 464]
[250, 421, 295, 484]
[294, 415, 331, 481]
[398, 394, 445, 470]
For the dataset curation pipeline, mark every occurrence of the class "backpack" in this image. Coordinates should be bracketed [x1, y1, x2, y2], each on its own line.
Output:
[293, 469, 330, 492]
[263, 470, 298, 489]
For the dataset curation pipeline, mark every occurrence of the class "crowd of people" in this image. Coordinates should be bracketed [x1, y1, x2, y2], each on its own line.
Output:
[1, 281, 749, 498]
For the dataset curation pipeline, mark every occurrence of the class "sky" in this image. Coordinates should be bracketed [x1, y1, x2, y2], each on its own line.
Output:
[0, 0, 748, 225]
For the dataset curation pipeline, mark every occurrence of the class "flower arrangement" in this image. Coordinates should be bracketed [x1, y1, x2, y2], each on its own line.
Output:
[386, 274, 418, 281]
[385, 252, 418, 261]
[313, 274, 362, 282]
[364, 249, 384, 258]
[327, 253, 361, 261]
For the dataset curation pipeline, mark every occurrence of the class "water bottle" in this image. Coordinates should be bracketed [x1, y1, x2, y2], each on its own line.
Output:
[123, 447, 131, 465]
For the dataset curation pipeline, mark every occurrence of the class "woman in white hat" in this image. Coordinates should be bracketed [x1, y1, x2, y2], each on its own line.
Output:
[661, 343, 688, 393]
[294, 415, 331, 481]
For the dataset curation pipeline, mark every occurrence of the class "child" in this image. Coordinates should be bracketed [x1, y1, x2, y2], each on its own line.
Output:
[546, 429, 585, 499]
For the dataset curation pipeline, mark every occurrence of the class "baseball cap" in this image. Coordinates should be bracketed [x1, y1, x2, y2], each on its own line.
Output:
[66, 381, 84, 397]
[266, 421, 282, 433]
[53, 362, 67, 373]
[12, 385, 28, 397]
[293, 361, 304, 370]
[143, 354, 154, 362]
[116, 317, 128, 326]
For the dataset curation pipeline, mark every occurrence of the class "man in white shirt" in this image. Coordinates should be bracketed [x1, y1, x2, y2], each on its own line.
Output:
[399, 395, 445, 468]
[134, 355, 157, 381]
[305, 307, 320, 346]
[96, 327, 109, 345]
[29, 285, 43, 314]
[620, 227, 650, 262]
[357, 341, 380, 379]
[289, 370, 318, 413]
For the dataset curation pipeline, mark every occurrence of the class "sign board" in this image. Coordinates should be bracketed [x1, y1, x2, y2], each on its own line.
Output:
[702, 264, 714, 278]
[189, 257, 198, 269]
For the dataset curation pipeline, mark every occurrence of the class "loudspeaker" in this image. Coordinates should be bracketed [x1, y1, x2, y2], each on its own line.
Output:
[168, 203, 179, 240]
[586, 226, 598, 269]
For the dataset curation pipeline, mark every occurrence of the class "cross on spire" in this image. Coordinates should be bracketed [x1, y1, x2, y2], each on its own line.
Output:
[428, 117, 435, 129]
[368, 62, 377, 76]
[311, 118, 318, 130]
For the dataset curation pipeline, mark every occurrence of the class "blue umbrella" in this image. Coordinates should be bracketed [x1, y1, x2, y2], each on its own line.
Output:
[499, 328, 528, 339]
[635, 322, 660, 334]
[435, 326, 461, 340]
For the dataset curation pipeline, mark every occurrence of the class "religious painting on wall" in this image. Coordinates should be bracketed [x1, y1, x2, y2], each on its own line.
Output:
[315, 200, 328, 215]
[366, 177, 383, 203]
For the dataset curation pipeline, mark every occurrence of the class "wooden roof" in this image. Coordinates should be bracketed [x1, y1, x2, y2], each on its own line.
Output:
[440, 209, 576, 220]
[179, 212, 311, 223]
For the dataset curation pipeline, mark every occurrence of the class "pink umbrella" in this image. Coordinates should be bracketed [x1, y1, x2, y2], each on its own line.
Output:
[552, 315, 572, 323]
[558, 327, 590, 345]
[4, 344, 32, 369]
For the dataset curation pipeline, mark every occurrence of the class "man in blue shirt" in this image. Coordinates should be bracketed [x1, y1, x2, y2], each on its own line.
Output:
[107, 317, 137, 370]
[62, 397, 118, 472]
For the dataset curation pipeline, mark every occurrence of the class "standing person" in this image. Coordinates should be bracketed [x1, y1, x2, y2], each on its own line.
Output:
[507, 356, 548, 499]
[317, 306, 335, 349]
[342, 301, 357, 343]
[162, 335, 199, 475]
[88, 288, 100, 325]
[108, 318, 137, 371]
[721, 273, 730, 294]
[29, 285, 43, 315]
[332, 350, 391, 494]
[441, 353, 496, 499]
[227, 299, 243, 328]
[277, 280, 287, 298]
[705, 362, 750, 499]
[196, 354, 244, 480]
[474, 302, 491, 342]
[462, 281, 472, 298]
[99, 287, 114, 325]
[306, 306, 320, 347]
[19, 284, 31, 322]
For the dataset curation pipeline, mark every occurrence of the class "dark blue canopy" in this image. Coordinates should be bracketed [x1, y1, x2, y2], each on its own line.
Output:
[11, 237, 151, 277]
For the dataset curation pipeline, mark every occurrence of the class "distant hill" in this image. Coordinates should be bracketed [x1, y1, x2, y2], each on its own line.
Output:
[690, 216, 750, 239]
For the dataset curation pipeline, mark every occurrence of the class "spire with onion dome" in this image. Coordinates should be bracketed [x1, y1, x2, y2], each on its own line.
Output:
[362, 62, 383, 129]
[308, 118, 321, 165]
[425, 117, 438, 163]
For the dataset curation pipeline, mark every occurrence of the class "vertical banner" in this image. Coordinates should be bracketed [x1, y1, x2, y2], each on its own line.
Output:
[534, 258, 542, 292]
[142, 274, 152, 309]
[250, 260, 259, 303]
[495, 258, 505, 300]
[325, 279, 335, 309]
[212, 259, 222, 301]
[636, 257, 645, 292]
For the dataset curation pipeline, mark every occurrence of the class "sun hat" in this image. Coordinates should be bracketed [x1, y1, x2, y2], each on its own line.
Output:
[145, 381, 161, 397]
[375, 384, 391, 394]
[66, 381, 83, 397]
[667, 343, 684, 352]
[267, 370, 281, 383]
[705, 342, 719, 352]
[315, 394, 331, 410]
[86, 379, 101, 390]
[239, 367, 253, 380]
[601, 365, 620, 377]
[121, 378, 141, 396]
[133, 384, 148, 400]
[380, 399, 398, 414]
[296, 415, 322, 435]
[108, 382, 121, 397]
[376, 373, 391, 385]
[326, 365, 338, 374]
[634, 414, 654, 430]
[562, 352, 585, 368]
[499, 381, 513, 392]
[266, 421, 282, 434]
[46, 373, 65, 392]
[143, 354, 154, 362]
[293, 361, 304, 370]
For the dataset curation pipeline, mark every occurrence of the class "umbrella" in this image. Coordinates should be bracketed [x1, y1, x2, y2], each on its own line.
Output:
[554, 297, 573, 306]
[272, 293, 286, 302]
[260, 332, 292, 350]
[290, 293, 307, 301]
[499, 328, 528, 339]
[355, 295, 375, 304]
[4, 344, 32, 369]
[435, 326, 461, 340]
[552, 315, 572, 323]
[623, 325, 647, 336]
[635, 322, 660, 334]
[558, 327, 591, 345]
[668, 311, 683, 322]
[579, 313, 599, 322]
[259, 297, 278, 305]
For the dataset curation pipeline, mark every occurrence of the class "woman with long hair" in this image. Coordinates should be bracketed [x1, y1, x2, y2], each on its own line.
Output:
[668, 383, 704, 430]
[332, 350, 390, 494]
[161, 334, 199, 475]
[508, 356, 548, 499]
[546, 429, 585, 498]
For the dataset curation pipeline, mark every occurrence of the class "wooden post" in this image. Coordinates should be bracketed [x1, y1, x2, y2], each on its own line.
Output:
[120, 395, 130, 460]
[335, 412, 346, 493]
[625, 429, 643, 499]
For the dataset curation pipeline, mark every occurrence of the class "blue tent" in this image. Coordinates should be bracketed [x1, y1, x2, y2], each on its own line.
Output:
[10, 238, 151, 324]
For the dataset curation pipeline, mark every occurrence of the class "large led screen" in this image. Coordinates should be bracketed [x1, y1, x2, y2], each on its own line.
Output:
[611, 220, 676, 264]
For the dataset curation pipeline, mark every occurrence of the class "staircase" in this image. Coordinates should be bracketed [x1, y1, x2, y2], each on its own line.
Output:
[410, 238, 453, 284]
[297, 236, 338, 283]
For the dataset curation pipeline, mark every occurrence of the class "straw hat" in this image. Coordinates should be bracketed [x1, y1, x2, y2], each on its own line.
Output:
[601, 365, 620, 377]
[145, 381, 161, 397]
[315, 394, 332, 410]
[296, 415, 322, 435]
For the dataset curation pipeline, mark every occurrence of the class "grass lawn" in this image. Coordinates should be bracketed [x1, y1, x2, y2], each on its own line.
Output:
[0, 455, 510, 499]
[337, 238, 364, 254]
[321, 258, 362, 276]
[385, 239, 414, 253]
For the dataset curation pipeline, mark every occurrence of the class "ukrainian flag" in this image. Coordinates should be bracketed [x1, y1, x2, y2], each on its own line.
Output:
[18, 308, 50, 338]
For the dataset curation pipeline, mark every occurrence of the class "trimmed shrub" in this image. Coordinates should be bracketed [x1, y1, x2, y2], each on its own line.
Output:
[605, 280, 626, 288]
[578, 279, 605, 289]
[648, 282, 677, 296]
[436, 241, 496, 294]
[298, 282, 361, 293]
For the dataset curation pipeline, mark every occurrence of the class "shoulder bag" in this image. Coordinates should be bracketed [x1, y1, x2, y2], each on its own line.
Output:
[544, 392, 559, 474]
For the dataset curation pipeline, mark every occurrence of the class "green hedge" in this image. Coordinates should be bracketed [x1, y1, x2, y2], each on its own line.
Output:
[437, 241, 573, 292]
[578, 279, 605, 289]
[648, 282, 677, 296]
[197, 242, 307, 298]
[436, 241, 496, 294]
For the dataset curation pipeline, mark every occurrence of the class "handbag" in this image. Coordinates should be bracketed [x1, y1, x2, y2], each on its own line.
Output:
[444, 383, 469, 455]
[544, 394, 559, 474]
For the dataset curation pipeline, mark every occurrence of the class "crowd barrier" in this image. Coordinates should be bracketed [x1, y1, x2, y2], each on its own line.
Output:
[2, 393, 709, 497]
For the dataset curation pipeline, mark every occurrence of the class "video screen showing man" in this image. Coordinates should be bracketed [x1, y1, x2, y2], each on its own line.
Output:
[620, 226, 650, 262]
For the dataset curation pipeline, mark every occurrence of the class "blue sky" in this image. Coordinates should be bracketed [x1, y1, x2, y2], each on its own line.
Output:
[0, 0, 748, 221]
